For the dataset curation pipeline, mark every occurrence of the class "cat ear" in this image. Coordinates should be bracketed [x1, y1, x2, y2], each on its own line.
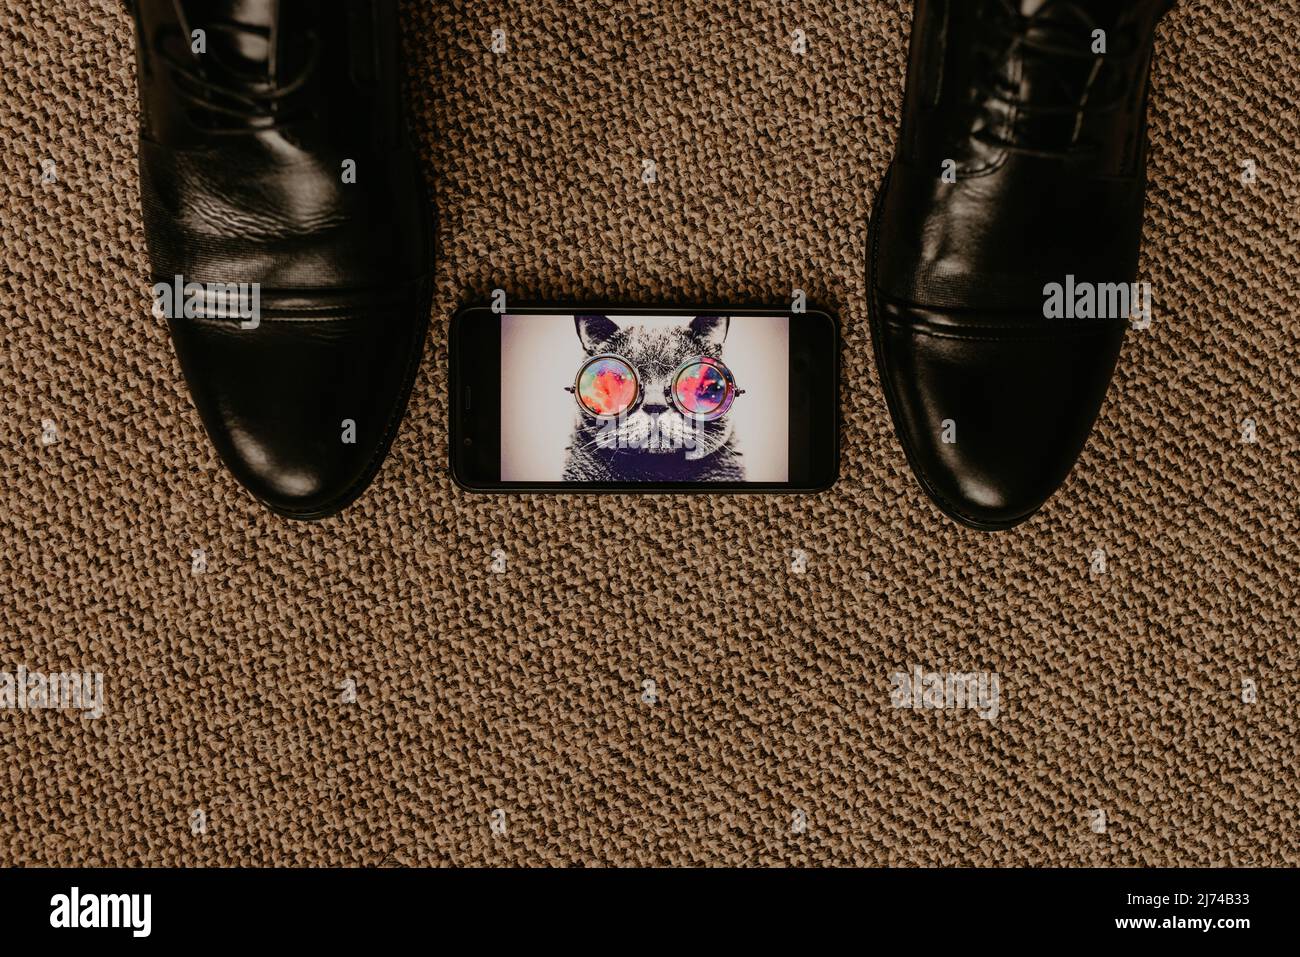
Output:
[575, 315, 619, 353]
[689, 315, 729, 348]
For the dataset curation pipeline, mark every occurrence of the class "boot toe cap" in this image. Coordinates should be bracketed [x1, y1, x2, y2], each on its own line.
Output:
[166, 290, 429, 520]
[874, 305, 1126, 531]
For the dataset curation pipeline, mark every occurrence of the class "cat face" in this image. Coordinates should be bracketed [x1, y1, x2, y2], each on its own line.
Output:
[571, 314, 735, 461]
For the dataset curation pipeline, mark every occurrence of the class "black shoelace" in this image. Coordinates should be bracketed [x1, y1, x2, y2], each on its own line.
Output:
[155, 0, 319, 135]
[969, 0, 1140, 158]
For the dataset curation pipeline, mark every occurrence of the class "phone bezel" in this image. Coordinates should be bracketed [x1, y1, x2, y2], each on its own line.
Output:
[449, 302, 840, 493]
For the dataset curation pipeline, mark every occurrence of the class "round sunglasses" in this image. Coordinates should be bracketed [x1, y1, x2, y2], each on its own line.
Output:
[566, 354, 744, 422]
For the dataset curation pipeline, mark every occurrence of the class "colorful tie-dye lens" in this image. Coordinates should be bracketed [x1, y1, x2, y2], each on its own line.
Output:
[570, 354, 741, 422]
[671, 357, 736, 421]
[575, 355, 640, 417]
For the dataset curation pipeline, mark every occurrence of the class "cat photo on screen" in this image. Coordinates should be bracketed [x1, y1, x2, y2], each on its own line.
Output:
[499, 312, 789, 483]
[563, 314, 743, 482]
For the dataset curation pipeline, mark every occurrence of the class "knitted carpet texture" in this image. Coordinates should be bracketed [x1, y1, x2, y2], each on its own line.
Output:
[1, 1, 1297, 866]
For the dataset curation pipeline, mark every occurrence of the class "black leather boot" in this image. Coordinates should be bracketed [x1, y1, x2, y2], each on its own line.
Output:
[868, 0, 1175, 530]
[130, 1, 432, 519]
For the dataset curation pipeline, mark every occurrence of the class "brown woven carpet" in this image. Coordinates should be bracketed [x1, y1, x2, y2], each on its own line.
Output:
[1, 0, 1297, 867]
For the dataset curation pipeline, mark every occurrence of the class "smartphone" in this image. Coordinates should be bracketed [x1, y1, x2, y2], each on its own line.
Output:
[450, 303, 839, 492]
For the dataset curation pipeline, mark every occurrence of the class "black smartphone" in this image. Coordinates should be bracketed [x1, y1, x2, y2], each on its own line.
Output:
[450, 303, 839, 492]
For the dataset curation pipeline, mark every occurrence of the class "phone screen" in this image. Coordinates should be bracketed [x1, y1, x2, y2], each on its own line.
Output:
[501, 313, 789, 483]
[450, 305, 838, 492]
